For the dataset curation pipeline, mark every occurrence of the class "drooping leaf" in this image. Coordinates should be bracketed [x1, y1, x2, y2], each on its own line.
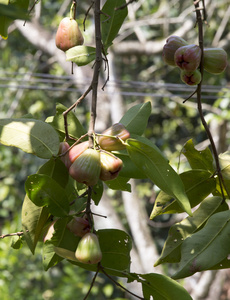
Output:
[126, 138, 192, 216]
[150, 169, 216, 218]
[182, 139, 215, 172]
[55, 229, 132, 274]
[101, 0, 128, 49]
[0, 118, 59, 158]
[172, 210, 230, 279]
[119, 102, 152, 136]
[22, 195, 50, 254]
[155, 196, 228, 266]
[66, 46, 96, 66]
[46, 103, 86, 141]
[25, 174, 70, 217]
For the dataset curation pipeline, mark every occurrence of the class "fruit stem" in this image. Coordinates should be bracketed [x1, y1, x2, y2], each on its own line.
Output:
[70, 0, 77, 20]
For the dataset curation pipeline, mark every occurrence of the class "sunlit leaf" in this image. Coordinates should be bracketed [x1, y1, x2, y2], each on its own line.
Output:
[172, 210, 230, 279]
[66, 46, 96, 66]
[0, 118, 59, 158]
[126, 138, 192, 216]
[151, 170, 216, 218]
[25, 174, 70, 217]
[182, 139, 215, 172]
[155, 196, 227, 266]
[119, 102, 152, 136]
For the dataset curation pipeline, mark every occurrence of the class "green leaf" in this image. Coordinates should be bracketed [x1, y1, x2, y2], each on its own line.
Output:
[151, 169, 216, 218]
[25, 174, 70, 217]
[55, 229, 132, 274]
[155, 196, 227, 266]
[37, 158, 69, 189]
[137, 273, 192, 300]
[126, 139, 192, 216]
[172, 210, 230, 279]
[101, 0, 128, 49]
[66, 46, 96, 66]
[0, 0, 29, 39]
[119, 102, 152, 136]
[46, 103, 86, 141]
[105, 176, 131, 192]
[22, 195, 50, 254]
[43, 218, 80, 271]
[116, 152, 148, 179]
[0, 118, 59, 158]
[182, 139, 215, 172]
[91, 180, 104, 205]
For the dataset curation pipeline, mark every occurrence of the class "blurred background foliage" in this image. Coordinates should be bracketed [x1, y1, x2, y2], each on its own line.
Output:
[0, 0, 230, 299]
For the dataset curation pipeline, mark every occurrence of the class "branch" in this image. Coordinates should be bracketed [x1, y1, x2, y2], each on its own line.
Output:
[88, 0, 103, 147]
[0, 231, 25, 239]
[100, 267, 144, 300]
[194, 0, 230, 199]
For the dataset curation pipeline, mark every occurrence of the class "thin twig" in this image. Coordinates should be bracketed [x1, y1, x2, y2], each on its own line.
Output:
[100, 267, 144, 300]
[115, 0, 137, 11]
[83, 1, 94, 31]
[63, 86, 92, 140]
[0, 231, 26, 239]
[183, 87, 198, 103]
[86, 187, 94, 230]
[83, 264, 100, 300]
[88, 0, 103, 147]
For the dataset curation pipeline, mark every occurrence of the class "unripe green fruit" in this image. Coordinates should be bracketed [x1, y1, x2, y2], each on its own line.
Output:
[174, 44, 201, 72]
[219, 151, 230, 180]
[180, 69, 202, 86]
[75, 233, 102, 264]
[203, 48, 228, 74]
[69, 149, 101, 186]
[67, 216, 90, 237]
[98, 123, 130, 151]
[55, 17, 84, 52]
[100, 152, 123, 181]
[163, 35, 188, 66]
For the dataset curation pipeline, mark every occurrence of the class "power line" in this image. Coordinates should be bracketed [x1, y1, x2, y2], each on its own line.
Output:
[0, 71, 228, 100]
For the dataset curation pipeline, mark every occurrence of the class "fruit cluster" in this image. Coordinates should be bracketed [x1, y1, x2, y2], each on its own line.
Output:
[163, 35, 228, 85]
[55, 17, 84, 52]
[68, 216, 102, 265]
[59, 123, 130, 187]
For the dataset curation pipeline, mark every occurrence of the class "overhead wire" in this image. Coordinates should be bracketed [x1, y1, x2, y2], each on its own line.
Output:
[0, 71, 228, 101]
